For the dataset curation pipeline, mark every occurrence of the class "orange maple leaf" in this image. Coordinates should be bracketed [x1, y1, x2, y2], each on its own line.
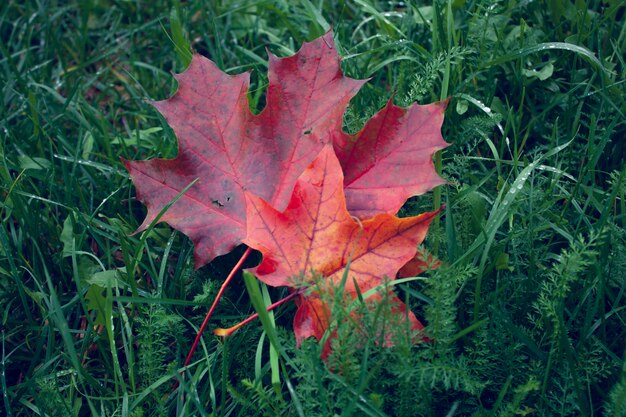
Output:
[243, 146, 438, 354]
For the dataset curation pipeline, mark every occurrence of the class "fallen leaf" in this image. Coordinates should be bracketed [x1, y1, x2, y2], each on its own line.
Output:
[244, 146, 438, 352]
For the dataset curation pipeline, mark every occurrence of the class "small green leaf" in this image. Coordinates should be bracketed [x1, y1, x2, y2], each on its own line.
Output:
[23, 286, 46, 305]
[87, 269, 124, 287]
[523, 62, 554, 81]
[110, 127, 163, 147]
[85, 284, 107, 326]
[81, 132, 94, 160]
[456, 99, 469, 115]
[60, 214, 75, 258]
[18, 156, 51, 171]
[495, 252, 512, 271]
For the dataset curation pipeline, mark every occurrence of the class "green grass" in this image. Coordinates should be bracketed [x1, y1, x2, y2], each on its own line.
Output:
[1, 0, 625, 416]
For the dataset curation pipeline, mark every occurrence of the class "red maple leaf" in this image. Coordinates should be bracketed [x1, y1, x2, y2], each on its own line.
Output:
[334, 99, 449, 218]
[123, 32, 364, 268]
[124, 32, 448, 269]
[244, 146, 439, 354]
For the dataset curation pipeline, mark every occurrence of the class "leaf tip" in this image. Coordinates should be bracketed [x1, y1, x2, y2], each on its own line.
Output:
[255, 255, 278, 275]
[119, 156, 130, 169]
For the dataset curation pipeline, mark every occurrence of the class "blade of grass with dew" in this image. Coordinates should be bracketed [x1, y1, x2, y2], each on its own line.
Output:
[468, 141, 573, 318]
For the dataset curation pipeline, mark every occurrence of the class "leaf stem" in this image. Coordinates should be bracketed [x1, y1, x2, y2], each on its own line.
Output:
[214, 289, 302, 337]
[182, 246, 253, 368]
